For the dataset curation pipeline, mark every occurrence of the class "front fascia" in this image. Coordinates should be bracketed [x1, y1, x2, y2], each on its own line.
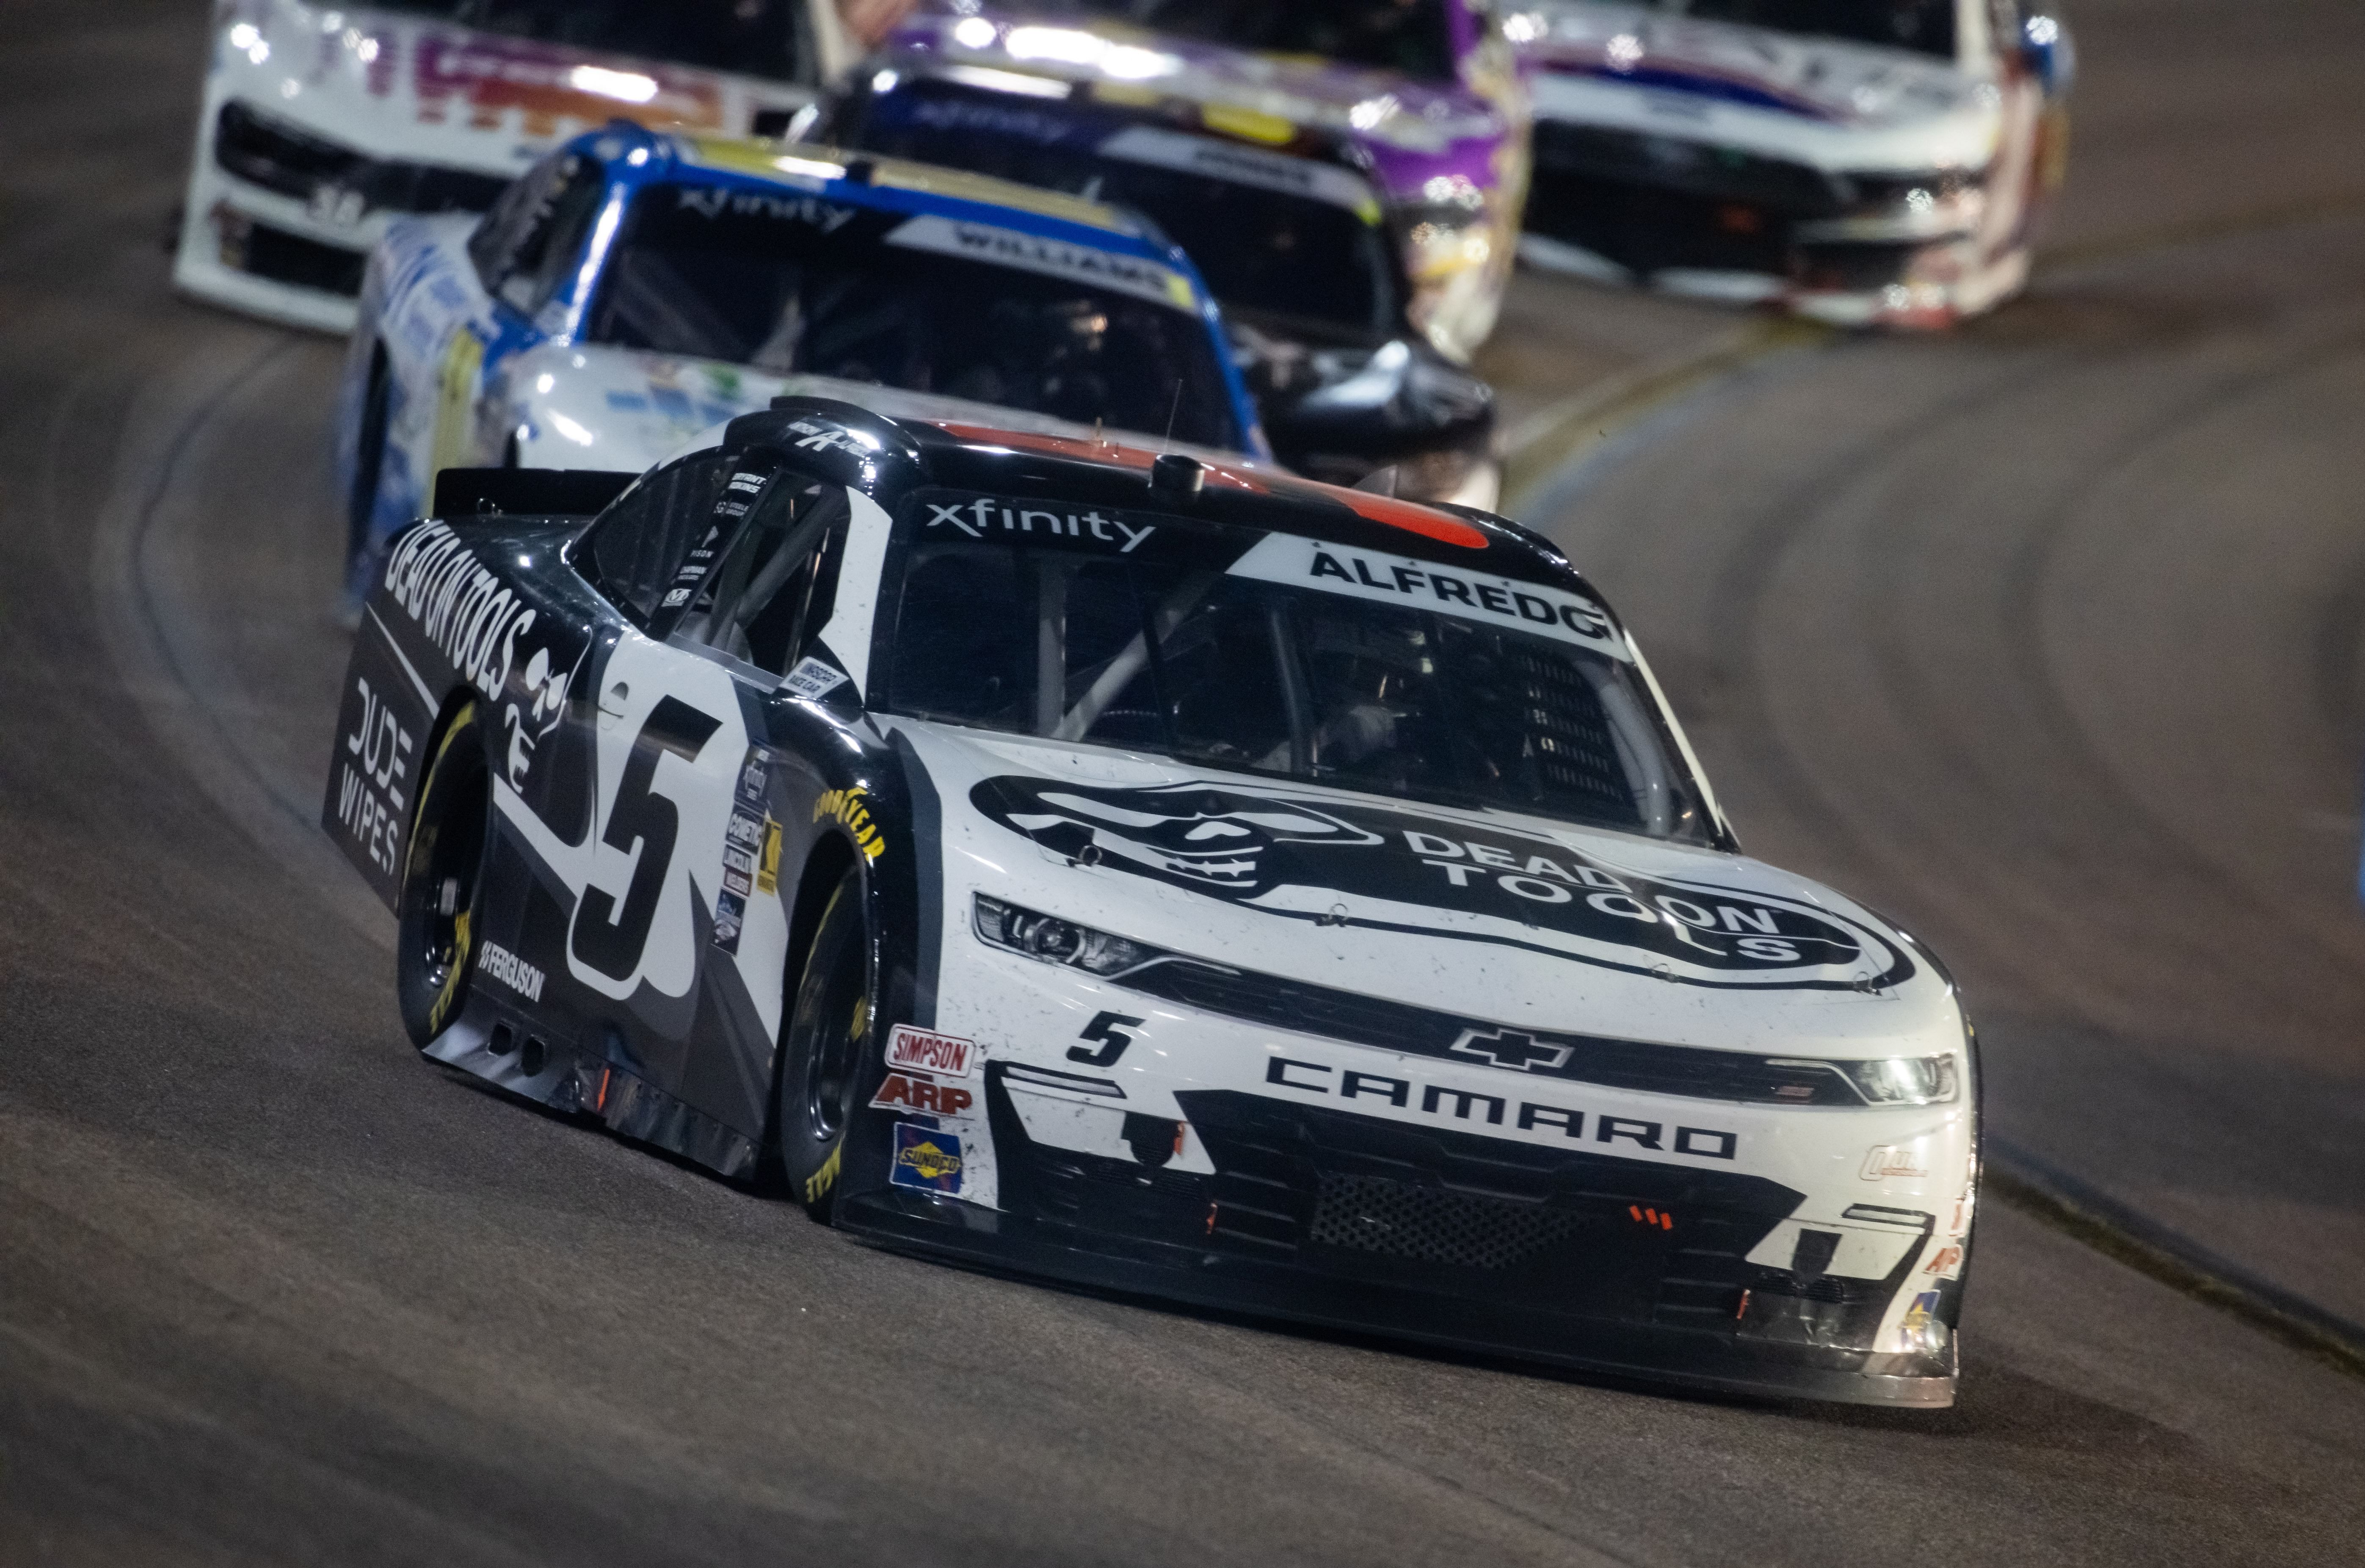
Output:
[824, 712, 1973, 1386]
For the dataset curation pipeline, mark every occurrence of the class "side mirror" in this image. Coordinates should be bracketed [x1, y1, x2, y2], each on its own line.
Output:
[2020, 12, 2074, 95]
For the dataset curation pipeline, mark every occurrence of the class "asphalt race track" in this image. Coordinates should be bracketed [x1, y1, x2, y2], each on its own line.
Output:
[4, 3, 2363, 1563]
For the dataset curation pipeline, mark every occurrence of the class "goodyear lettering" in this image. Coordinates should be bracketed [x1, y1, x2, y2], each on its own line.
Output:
[814, 785, 886, 861]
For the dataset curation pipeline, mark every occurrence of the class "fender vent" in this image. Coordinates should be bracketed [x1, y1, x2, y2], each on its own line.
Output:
[1309, 1172, 1584, 1271]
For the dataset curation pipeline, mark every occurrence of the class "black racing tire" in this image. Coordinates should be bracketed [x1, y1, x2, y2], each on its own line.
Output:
[395, 702, 491, 1050]
[347, 346, 391, 582]
[774, 870, 872, 1222]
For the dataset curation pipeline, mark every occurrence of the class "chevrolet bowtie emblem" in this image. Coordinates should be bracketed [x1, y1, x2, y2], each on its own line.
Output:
[1447, 1028, 1573, 1071]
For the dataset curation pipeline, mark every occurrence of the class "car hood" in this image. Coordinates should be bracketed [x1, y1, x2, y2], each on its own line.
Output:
[898, 719, 1963, 1060]
[210, 0, 811, 177]
[883, 4, 1519, 200]
[505, 345, 1272, 473]
[1518, 0, 2003, 170]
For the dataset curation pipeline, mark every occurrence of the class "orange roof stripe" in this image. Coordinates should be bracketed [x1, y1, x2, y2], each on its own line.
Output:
[930, 422, 1490, 549]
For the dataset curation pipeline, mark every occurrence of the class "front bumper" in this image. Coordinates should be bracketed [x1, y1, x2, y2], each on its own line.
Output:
[838, 1050, 1963, 1407]
[841, 1172, 1957, 1408]
[1518, 119, 2024, 329]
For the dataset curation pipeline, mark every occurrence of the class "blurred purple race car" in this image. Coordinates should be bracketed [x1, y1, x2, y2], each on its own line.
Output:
[814, 1, 1532, 506]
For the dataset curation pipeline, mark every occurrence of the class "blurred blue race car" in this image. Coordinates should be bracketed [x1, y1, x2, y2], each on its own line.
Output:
[333, 121, 1269, 607]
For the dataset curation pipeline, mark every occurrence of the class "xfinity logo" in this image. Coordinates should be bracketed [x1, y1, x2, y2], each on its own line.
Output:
[1265, 1054, 1738, 1160]
[925, 495, 1155, 550]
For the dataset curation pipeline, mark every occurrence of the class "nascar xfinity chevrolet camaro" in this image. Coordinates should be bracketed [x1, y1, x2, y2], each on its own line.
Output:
[1511, 0, 2072, 325]
[176, 0, 860, 332]
[334, 124, 1266, 608]
[324, 395, 1977, 1406]
[809, 0, 1530, 502]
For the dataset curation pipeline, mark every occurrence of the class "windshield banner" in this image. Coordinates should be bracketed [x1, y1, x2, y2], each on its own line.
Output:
[1095, 125, 1384, 221]
[1226, 533, 1631, 660]
[884, 215, 1200, 311]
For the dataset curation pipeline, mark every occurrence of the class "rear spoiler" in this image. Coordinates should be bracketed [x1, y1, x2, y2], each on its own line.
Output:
[431, 467, 638, 520]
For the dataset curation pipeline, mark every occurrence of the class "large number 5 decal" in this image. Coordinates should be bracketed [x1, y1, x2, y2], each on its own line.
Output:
[571, 696, 723, 980]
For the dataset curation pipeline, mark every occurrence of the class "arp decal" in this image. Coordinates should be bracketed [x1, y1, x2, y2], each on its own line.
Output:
[871, 1071, 977, 1119]
[971, 777, 1910, 988]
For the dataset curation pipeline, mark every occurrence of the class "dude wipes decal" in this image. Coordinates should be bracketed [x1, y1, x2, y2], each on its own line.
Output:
[970, 777, 1911, 988]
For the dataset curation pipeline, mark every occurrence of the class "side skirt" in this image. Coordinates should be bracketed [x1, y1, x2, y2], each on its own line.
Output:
[424, 1002, 761, 1179]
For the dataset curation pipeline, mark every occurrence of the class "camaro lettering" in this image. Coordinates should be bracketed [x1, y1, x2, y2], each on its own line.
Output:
[1264, 1055, 1736, 1159]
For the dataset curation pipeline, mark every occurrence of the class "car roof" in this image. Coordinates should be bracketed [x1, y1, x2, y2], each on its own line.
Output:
[726, 399, 1584, 590]
[669, 134, 1144, 237]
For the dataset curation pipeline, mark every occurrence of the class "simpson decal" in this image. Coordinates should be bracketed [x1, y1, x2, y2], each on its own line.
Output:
[883, 215, 1198, 311]
[971, 777, 1911, 989]
[886, 1024, 976, 1078]
[1226, 534, 1627, 659]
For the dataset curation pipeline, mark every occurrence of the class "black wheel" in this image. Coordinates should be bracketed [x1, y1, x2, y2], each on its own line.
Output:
[774, 871, 872, 1221]
[396, 703, 491, 1049]
[346, 346, 391, 585]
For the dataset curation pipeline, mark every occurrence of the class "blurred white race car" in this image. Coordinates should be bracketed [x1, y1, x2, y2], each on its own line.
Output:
[1511, 0, 2072, 326]
[175, 0, 862, 332]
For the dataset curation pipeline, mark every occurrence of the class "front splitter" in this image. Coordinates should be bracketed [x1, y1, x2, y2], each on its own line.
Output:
[837, 1189, 1957, 1408]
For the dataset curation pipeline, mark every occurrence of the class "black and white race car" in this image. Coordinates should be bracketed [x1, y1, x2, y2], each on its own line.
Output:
[324, 396, 1976, 1406]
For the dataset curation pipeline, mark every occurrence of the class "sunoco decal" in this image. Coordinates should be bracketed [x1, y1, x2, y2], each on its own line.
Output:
[971, 777, 1910, 989]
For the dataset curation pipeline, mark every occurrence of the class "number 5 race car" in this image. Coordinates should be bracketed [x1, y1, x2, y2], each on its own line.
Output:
[323, 398, 1977, 1406]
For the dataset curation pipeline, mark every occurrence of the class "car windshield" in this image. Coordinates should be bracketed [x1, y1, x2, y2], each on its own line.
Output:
[586, 184, 1243, 450]
[370, 1, 809, 79]
[886, 530, 1715, 842]
[1651, 0, 1956, 60]
[849, 86, 1399, 343]
[1013, 0, 1460, 80]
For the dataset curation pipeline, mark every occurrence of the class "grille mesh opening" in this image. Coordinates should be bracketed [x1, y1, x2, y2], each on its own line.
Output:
[1309, 1172, 1584, 1270]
